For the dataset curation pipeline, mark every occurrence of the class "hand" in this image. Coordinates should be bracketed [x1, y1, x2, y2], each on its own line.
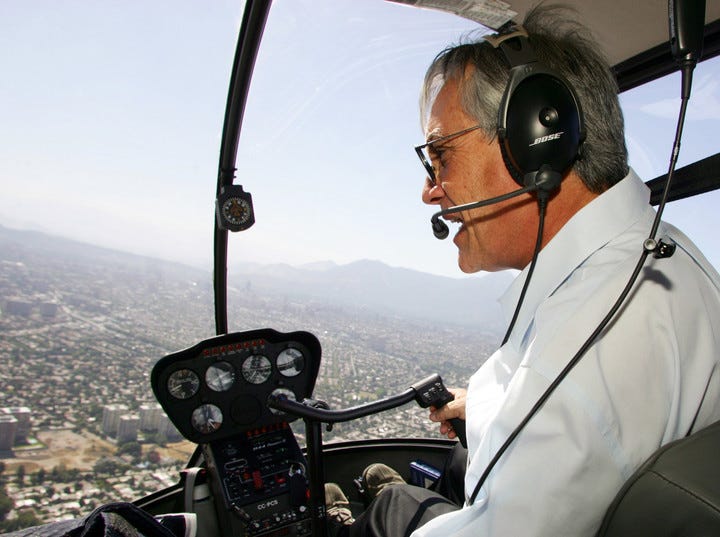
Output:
[428, 387, 467, 440]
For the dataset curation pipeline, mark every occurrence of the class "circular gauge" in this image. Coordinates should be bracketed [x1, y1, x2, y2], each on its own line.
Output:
[167, 369, 200, 400]
[269, 388, 296, 415]
[277, 348, 305, 377]
[241, 355, 272, 385]
[221, 197, 252, 227]
[205, 361, 235, 392]
[191, 404, 223, 435]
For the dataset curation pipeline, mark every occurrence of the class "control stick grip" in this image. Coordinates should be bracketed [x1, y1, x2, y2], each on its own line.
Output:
[412, 374, 467, 448]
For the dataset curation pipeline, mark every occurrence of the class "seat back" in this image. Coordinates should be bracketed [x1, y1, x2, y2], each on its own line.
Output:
[596, 419, 720, 536]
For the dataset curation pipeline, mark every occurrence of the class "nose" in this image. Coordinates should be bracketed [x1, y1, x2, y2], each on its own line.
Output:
[422, 177, 445, 205]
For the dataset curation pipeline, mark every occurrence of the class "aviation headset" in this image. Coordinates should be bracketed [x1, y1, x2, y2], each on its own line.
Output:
[487, 26, 586, 194]
[428, 26, 586, 241]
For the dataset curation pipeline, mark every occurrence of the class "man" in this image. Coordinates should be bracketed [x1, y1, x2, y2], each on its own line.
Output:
[328, 4, 720, 537]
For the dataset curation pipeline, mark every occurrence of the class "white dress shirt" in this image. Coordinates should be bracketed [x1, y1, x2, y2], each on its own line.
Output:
[413, 170, 720, 537]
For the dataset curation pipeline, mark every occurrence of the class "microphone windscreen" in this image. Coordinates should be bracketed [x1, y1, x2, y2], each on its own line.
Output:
[432, 218, 450, 240]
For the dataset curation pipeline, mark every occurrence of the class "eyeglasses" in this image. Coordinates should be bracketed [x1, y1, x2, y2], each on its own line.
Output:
[414, 124, 483, 185]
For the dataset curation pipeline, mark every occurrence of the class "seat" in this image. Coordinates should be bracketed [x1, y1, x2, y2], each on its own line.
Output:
[596, 419, 720, 536]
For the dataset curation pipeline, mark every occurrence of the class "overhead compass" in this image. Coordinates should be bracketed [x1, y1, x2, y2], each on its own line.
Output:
[216, 184, 255, 232]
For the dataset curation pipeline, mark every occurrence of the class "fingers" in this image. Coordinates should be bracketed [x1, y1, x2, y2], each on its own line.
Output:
[428, 397, 465, 422]
[438, 420, 457, 439]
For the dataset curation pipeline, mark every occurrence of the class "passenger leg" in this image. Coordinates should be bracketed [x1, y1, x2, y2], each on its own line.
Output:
[430, 443, 468, 506]
[349, 484, 459, 537]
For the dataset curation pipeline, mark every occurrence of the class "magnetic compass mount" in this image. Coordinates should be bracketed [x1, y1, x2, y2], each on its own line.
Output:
[216, 184, 255, 232]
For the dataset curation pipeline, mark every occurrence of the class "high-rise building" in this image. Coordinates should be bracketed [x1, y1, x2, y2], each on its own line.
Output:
[1, 407, 31, 443]
[117, 415, 140, 443]
[3, 299, 32, 317]
[38, 302, 59, 318]
[0, 415, 19, 450]
[139, 403, 163, 431]
[158, 414, 183, 443]
[102, 404, 129, 436]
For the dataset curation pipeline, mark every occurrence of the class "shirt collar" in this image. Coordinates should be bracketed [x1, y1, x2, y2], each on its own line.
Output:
[499, 169, 651, 349]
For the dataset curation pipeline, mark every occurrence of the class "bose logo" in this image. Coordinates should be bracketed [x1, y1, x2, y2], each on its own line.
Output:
[529, 132, 563, 147]
[257, 499, 280, 510]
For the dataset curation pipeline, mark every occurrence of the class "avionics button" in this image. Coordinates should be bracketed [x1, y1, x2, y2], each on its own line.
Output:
[253, 470, 263, 490]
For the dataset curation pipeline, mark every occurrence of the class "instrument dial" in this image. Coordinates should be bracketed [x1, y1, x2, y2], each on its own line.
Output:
[277, 348, 305, 377]
[167, 369, 200, 400]
[205, 361, 235, 392]
[191, 404, 223, 434]
[216, 185, 255, 232]
[241, 355, 272, 384]
[221, 197, 252, 227]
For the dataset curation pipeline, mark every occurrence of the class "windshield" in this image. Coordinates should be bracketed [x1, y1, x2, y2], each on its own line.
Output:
[620, 54, 720, 269]
[1, 0, 718, 529]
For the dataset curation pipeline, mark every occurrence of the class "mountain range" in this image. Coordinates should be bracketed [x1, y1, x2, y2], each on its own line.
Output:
[0, 224, 513, 330]
[230, 259, 512, 329]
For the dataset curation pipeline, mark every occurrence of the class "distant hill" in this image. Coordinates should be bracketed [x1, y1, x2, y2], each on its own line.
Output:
[0, 224, 207, 283]
[0, 224, 513, 331]
[231, 259, 512, 329]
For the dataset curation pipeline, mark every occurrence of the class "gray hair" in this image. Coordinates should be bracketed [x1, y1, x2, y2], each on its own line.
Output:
[420, 4, 628, 192]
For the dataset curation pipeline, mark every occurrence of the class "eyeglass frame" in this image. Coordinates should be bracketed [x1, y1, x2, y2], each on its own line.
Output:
[414, 124, 484, 185]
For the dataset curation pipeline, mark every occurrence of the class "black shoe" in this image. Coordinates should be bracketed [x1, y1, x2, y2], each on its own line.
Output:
[325, 483, 355, 527]
[361, 463, 406, 501]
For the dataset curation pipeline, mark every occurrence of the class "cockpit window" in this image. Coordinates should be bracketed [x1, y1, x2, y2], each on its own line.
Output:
[0, 0, 717, 529]
[620, 54, 720, 269]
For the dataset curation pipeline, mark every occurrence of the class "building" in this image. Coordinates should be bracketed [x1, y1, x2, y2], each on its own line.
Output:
[38, 301, 59, 318]
[0, 415, 19, 450]
[117, 415, 140, 443]
[157, 414, 183, 443]
[102, 404, 129, 437]
[1, 407, 31, 443]
[3, 299, 32, 317]
[139, 403, 163, 432]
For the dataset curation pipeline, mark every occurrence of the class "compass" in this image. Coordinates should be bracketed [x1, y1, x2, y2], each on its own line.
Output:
[216, 185, 255, 232]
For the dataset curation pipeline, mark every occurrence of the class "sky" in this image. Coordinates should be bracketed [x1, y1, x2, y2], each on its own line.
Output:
[1, 0, 718, 279]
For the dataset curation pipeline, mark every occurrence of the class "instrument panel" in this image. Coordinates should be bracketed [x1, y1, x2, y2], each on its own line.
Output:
[151, 329, 321, 444]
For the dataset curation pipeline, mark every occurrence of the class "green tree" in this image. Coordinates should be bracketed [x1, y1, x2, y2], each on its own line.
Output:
[0, 490, 13, 521]
[14, 466, 25, 485]
[146, 450, 161, 465]
[93, 457, 127, 476]
[117, 441, 142, 460]
[0, 509, 41, 532]
[32, 467, 46, 485]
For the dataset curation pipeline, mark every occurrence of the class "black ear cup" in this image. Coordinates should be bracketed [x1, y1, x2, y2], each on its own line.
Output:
[492, 32, 585, 191]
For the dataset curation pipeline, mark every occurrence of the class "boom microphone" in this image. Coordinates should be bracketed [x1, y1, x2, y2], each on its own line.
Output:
[430, 185, 537, 239]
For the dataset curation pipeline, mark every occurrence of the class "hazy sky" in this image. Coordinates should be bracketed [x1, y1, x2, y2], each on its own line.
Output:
[1, 1, 718, 278]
